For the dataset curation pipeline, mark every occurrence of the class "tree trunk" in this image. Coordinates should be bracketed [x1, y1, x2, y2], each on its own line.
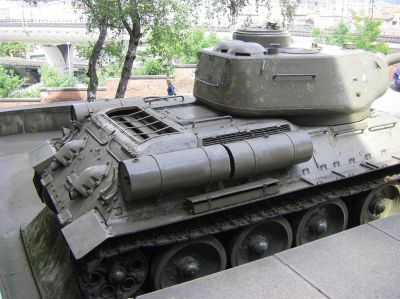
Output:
[115, 23, 141, 99]
[228, 0, 239, 28]
[87, 16, 108, 102]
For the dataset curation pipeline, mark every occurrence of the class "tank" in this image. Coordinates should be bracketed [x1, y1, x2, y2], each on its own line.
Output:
[28, 30, 400, 298]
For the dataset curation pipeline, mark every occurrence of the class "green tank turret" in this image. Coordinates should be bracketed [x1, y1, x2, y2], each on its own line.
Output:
[194, 38, 400, 125]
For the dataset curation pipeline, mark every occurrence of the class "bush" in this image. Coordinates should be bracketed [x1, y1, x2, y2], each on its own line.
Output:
[39, 65, 77, 88]
[312, 16, 390, 55]
[0, 66, 24, 97]
[10, 84, 41, 98]
[98, 63, 123, 85]
[0, 42, 27, 58]
[137, 59, 173, 76]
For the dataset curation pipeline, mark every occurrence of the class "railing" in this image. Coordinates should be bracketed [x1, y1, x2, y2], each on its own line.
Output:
[289, 28, 400, 44]
[0, 18, 86, 28]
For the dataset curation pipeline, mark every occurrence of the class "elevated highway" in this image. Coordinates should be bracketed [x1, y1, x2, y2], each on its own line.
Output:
[0, 19, 128, 44]
[0, 19, 127, 73]
[0, 57, 88, 69]
[0, 20, 98, 44]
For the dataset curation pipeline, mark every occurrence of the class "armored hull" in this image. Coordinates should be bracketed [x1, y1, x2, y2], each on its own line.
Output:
[29, 94, 400, 298]
[29, 29, 400, 298]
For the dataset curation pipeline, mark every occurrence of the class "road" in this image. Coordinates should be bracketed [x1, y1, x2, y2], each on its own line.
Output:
[372, 83, 400, 113]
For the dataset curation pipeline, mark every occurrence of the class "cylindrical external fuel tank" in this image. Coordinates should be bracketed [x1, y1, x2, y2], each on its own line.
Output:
[224, 131, 312, 179]
[119, 144, 232, 201]
[119, 131, 313, 201]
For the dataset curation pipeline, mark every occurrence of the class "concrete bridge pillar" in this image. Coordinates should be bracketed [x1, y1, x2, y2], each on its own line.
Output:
[41, 43, 74, 74]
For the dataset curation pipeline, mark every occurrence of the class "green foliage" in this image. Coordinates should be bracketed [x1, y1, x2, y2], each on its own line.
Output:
[72, 0, 120, 32]
[38, 65, 77, 88]
[77, 28, 219, 78]
[98, 63, 123, 85]
[311, 28, 323, 43]
[140, 27, 221, 75]
[137, 59, 171, 76]
[76, 40, 126, 65]
[0, 66, 24, 97]
[76, 40, 126, 85]
[75, 43, 93, 60]
[352, 16, 390, 54]
[312, 16, 390, 55]
[279, 0, 299, 28]
[0, 42, 27, 58]
[209, 0, 271, 27]
[177, 30, 221, 64]
[325, 22, 352, 45]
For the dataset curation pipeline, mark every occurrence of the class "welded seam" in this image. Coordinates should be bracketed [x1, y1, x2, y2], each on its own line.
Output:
[274, 255, 331, 299]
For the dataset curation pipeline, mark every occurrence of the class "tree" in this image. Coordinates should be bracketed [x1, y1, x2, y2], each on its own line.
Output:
[279, 0, 299, 28]
[114, 0, 198, 99]
[210, 0, 271, 28]
[73, 0, 121, 101]
[352, 15, 390, 54]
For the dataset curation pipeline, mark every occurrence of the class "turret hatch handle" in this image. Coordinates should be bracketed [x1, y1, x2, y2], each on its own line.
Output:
[273, 74, 316, 81]
[195, 77, 220, 87]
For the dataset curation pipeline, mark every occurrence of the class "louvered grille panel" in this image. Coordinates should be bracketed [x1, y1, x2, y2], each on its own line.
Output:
[106, 107, 178, 143]
[202, 124, 291, 146]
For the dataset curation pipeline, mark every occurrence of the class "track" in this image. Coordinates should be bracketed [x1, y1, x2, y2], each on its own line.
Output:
[76, 163, 400, 298]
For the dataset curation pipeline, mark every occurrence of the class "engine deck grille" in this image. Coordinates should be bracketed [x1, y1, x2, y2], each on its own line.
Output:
[107, 107, 178, 143]
[202, 124, 291, 146]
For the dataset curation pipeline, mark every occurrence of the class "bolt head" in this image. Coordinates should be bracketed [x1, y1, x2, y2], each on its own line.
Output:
[371, 200, 386, 215]
[177, 257, 200, 279]
[310, 219, 328, 236]
[249, 235, 269, 255]
[109, 268, 125, 283]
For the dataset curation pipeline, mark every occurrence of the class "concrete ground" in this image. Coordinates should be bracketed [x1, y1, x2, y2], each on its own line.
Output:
[0, 131, 59, 299]
[371, 83, 400, 113]
[139, 214, 400, 299]
[0, 231, 41, 299]
[0, 131, 59, 235]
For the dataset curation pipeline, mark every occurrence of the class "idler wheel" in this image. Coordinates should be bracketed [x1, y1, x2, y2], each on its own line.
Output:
[150, 236, 226, 290]
[81, 250, 148, 299]
[355, 184, 400, 225]
[228, 217, 292, 267]
[293, 199, 348, 246]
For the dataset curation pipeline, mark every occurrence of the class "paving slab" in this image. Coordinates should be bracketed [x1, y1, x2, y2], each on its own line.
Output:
[140, 214, 400, 299]
[368, 214, 400, 241]
[139, 256, 326, 299]
[0, 131, 59, 235]
[276, 221, 400, 299]
[0, 231, 40, 299]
